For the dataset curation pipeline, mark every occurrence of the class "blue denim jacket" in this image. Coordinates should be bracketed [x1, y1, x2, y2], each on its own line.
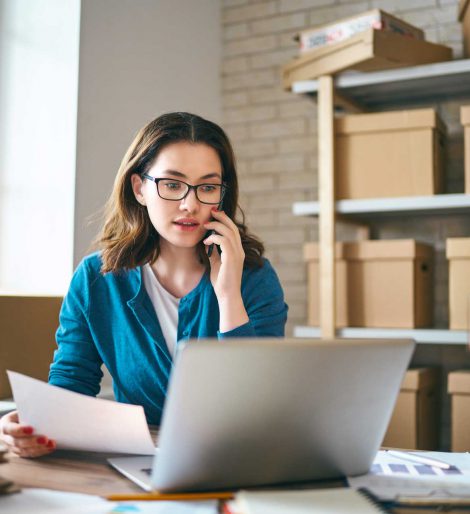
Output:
[49, 253, 288, 424]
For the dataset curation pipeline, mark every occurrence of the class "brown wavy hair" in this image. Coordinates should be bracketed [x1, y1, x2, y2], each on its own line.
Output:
[95, 112, 264, 273]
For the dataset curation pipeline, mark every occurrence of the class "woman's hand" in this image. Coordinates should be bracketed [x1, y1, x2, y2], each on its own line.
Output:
[0, 410, 56, 458]
[203, 209, 249, 332]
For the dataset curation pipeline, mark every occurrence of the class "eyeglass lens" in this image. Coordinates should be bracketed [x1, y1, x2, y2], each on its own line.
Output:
[157, 179, 223, 204]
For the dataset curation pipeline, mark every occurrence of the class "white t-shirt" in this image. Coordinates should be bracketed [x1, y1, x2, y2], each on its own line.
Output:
[142, 263, 180, 357]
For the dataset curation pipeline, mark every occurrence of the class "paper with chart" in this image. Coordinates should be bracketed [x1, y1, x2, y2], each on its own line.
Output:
[348, 450, 470, 501]
[7, 371, 155, 454]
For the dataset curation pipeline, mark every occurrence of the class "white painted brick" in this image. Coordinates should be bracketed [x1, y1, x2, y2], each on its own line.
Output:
[279, 135, 317, 154]
[223, 1, 278, 24]
[279, 99, 317, 118]
[244, 190, 306, 210]
[223, 0, 248, 7]
[425, 26, 439, 42]
[224, 34, 277, 57]
[233, 139, 278, 158]
[251, 12, 307, 35]
[375, 0, 437, 13]
[284, 300, 307, 319]
[276, 249, 305, 266]
[224, 22, 250, 41]
[222, 69, 278, 91]
[276, 263, 306, 283]
[250, 154, 305, 174]
[439, 21, 465, 42]
[404, 5, 458, 27]
[279, 31, 299, 49]
[259, 227, 307, 245]
[283, 283, 308, 302]
[223, 123, 249, 142]
[245, 209, 279, 227]
[222, 56, 250, 75]
[249, 47, 298, 69]
[278, 208, 316, 227]
[236, 160, 250, 175]
[239, 174, 275, 193]
[249, 118, 306, 139]
[279, 0, 336, 15]
[307, 2, 370, 26]
[249, 87, 293, 105]
[224, 104, 277, 124]
[222, 91, 249, 108]
[280, 171, 316, 191]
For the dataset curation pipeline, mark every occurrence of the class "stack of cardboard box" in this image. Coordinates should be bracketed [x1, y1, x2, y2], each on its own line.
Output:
[281, 9, 452, 90]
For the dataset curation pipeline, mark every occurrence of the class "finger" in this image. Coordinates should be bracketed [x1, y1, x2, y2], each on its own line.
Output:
[2, 433, 49, 450]
[13, 444, 55, 459]
[209, 210, 240, 234]
[2, 420, 34, 438]
[203, 234, 226, 250]
[203, 221, 234, 240]
[16, 435, 50, 450]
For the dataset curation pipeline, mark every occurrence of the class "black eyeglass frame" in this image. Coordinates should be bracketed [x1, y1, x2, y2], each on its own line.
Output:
[141, 173, 228, 205]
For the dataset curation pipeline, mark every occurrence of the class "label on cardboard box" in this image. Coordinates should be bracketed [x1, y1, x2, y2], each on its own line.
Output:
[297, 9, 423, 53]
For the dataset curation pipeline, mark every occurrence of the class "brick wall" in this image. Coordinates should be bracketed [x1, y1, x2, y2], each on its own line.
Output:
[221, 0, 464, 336]
[221, 0, 468, 448]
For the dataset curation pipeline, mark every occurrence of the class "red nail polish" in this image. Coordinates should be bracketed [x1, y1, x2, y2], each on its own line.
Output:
[37, 436, 47, 445]
[46, 440, 55, 448]
[22, 427, 33, 435]
[211, 207, 219, 212]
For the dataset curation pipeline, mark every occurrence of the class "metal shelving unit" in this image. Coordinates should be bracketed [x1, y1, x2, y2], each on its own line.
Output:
[293, 193, 470, 218]
[294, 326, 468, 345]
[292, 59, 470, 108]
[292, 59, 470, 344]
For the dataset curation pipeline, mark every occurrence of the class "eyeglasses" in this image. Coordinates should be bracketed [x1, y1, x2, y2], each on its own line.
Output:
[142, 174, 227, 205]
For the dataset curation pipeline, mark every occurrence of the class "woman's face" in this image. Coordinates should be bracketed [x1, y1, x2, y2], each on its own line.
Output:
[131, 141, 223, 252]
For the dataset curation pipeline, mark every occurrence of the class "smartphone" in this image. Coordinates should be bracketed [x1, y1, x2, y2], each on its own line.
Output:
[206, 197, 224, 258]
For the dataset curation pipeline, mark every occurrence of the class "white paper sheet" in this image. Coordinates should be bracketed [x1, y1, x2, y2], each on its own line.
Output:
[7, 371, 155, 455]
[348, 451, 470, 501]
[0, 489, 218, 514]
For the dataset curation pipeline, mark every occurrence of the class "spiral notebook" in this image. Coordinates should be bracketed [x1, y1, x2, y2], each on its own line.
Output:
[224, 488, 388, 514]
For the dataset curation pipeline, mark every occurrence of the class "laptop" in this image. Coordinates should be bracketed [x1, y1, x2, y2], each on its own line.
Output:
[108, 337, 414, 492]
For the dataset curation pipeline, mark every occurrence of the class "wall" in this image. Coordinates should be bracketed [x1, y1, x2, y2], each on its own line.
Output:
[0, 0, 80, 294]
[220, 0, 468, 448]
[74, 0, 222, 265]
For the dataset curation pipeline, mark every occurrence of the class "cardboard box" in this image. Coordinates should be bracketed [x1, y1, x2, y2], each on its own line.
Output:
[462, 106, 470, 194]
[448, 370, 470, 451]
[335, 108, 446, 200]
[0, 296, 62, 398]
[446, 238, 470, 329]
[304, 239, 433, 328]
[282, 28, 452, 90]
[460, 0, 470, 58]
[295, 9, 424, 54]
[383, 368, 440, 450]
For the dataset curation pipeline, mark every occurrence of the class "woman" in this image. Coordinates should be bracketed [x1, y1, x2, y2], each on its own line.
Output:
[0, 112, 288, 457]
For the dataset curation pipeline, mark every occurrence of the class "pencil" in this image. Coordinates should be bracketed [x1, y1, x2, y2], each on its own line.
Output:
[106, 491, 235, 501]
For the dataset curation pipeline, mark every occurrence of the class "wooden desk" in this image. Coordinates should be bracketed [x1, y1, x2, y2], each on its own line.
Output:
[0, 449, 142, 496]
[1, 451, 470, 513]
